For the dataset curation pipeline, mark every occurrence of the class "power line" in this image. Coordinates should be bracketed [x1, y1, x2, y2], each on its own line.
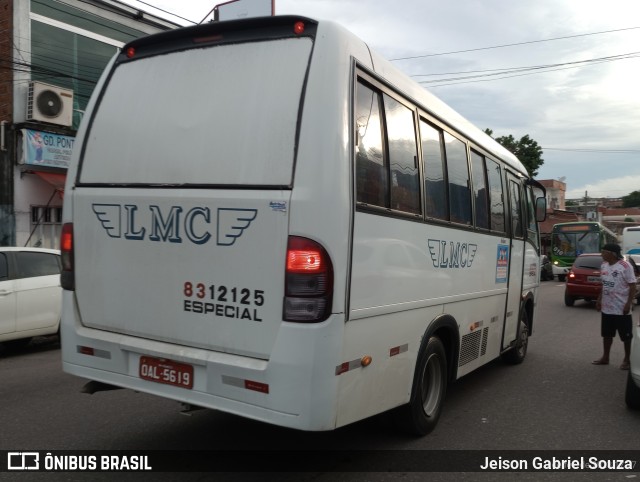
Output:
[390, 26, 640, 61]
[119, 0, 197, 24]
[410, 52, 640, 78]
[543, 148, 640, 153]
[414, 52, 640, 86]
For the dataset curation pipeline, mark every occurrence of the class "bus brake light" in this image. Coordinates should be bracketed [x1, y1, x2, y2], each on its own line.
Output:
[284, 236, 333, 322]
[61, 223, 75, 291]
[293, 21, 305, 35]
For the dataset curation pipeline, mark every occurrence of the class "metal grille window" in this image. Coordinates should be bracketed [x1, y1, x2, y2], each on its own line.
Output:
[29, 206, 63, 249]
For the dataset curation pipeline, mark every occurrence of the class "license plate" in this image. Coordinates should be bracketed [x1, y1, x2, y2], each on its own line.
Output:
[139, 356, 193, 389]
[587, 276, 601, 283]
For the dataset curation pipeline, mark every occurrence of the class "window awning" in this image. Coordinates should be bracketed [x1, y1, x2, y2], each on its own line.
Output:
[34, 171, 67, 193]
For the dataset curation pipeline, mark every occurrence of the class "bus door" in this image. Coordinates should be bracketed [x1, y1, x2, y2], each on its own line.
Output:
[502, 173, 526, 347]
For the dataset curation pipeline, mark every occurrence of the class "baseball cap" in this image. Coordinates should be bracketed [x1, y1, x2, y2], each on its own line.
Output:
[602, 243, 622, 259]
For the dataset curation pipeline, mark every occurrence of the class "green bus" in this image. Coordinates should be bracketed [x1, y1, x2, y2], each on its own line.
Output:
[550, 222, 617, 281]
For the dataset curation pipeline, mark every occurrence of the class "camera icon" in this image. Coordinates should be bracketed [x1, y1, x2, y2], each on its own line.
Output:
[7, 452, 40, 470]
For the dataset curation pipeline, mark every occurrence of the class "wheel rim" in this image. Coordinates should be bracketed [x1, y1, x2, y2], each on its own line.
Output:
[421, 352, 443, 417]
[516, 322, 528, 357]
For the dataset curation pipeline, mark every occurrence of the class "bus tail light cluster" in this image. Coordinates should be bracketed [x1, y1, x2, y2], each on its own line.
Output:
[284, 236, 333, 322]
[61, 222, 75, 291]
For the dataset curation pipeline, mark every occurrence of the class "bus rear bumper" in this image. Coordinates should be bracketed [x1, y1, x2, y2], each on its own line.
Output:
[60, 293, 344, 431]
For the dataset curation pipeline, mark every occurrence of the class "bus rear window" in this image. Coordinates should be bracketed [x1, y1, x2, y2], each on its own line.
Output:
[79, 38, 312, 186]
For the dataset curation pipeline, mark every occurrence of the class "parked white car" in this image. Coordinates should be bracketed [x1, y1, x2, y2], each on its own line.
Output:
[0, 248, 62, 346]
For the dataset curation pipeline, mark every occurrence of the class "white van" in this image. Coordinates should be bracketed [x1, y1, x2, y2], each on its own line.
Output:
[61, 16, 545, 434]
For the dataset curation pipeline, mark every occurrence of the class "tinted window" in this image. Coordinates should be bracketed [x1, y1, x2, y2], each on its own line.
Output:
[384, 95, 420, 214]
[525, 186, 540, 248]
[509, 181, 523, 238]
[0, 253, 7, 280]
[420, 120, 447, 220]
[444, 132, 471, 225]
[16, 252, 61, 279]
[356, 82, 386, 208]
[486, 159, 505, 232]
[575, 256, 603, 270]
[470, 151, 489, 229]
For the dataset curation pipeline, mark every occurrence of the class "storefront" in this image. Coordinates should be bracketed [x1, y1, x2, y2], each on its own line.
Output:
[0, 0, 179, 248]
[17, 129, 72, 248]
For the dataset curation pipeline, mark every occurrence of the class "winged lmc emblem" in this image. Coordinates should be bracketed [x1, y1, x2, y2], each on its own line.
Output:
[216, 208, 258, 246]
[92, 204, 121, 238]
[427, 239, 478, 268]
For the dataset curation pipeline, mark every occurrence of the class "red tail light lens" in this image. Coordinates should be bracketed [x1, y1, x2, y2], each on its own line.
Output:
[284, 236, 333, 322]
[61, 223, 75, 290]
[293, 21, 305, 35]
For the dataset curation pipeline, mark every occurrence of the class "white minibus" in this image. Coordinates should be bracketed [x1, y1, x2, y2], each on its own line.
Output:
[61, 16, 546, 435]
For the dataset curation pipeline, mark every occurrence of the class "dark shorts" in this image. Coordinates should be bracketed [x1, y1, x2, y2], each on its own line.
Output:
[601, 313, 633, 341]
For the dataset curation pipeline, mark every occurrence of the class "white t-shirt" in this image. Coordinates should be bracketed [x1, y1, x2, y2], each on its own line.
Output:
[600, 259, 636, 315]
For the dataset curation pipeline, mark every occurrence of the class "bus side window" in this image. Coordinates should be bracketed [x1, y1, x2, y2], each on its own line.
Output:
[525, 187, 540, 248]
[486, 159, 505, 233]
[444, 132, 472, 225]
[470, 150, 489, 230]
[509, 180, 523, 238]
[383, 94, 420, 215]
[420, 119, 448, 221]
[355, 81, 387, 208]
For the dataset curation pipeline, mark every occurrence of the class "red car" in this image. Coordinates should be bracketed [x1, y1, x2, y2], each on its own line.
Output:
[565, 253, 640, 307]
[564, 253, 604, 307]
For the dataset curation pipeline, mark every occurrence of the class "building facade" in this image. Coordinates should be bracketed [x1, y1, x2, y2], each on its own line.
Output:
[0, 0, 179, 248]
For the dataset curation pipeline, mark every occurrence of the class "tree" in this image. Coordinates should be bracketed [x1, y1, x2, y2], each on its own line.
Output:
[484, 129, 544, 177]
[622, 190, 640, 208]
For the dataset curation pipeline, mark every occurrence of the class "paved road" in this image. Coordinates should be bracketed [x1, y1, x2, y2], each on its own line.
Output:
[1, 280, 639, 480]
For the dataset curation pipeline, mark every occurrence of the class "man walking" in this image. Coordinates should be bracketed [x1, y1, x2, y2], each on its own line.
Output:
[593, 243, 636, 370]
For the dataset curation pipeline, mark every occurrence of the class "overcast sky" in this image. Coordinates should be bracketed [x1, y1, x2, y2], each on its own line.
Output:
[119, 0, 640, 200]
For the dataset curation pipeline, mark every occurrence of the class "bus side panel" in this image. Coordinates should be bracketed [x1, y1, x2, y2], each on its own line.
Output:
[349, 215, 509, 315]
[336, 307, 439, 427]
[342, 213, 511, 426]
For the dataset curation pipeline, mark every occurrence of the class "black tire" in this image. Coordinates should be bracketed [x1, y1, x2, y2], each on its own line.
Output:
[501, 312, 529, 365]
[558, 274, 566, 282]
[625, 371, 640, 410]
[5, 337, 32, 350]
[398, 336, 447, 436]
[564, 291, 575, 307]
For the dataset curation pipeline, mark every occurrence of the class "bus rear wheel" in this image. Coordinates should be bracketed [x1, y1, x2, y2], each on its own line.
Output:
[399, 335, 447, 436]
[501, 312, 529, 365]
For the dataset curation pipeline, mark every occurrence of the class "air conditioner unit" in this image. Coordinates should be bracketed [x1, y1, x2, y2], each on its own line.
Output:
[26, 81, 74, 127]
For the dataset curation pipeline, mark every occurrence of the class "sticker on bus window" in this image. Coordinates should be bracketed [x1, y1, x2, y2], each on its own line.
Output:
[496, 244, 509, 283]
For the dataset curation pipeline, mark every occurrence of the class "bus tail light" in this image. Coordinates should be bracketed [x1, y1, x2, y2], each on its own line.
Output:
[61, 222, 75, 291]
[284, 236, 333, 322]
